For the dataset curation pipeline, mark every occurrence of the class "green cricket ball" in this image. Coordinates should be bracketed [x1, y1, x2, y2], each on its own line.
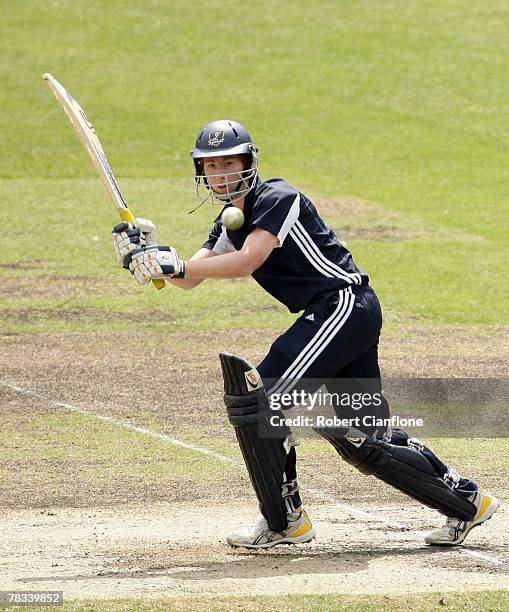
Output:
[221, 206, 245, 230]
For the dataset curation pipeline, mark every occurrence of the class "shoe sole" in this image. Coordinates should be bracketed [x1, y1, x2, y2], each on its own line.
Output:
[228, 528, 316, 549]
[425, 496, 500, 546]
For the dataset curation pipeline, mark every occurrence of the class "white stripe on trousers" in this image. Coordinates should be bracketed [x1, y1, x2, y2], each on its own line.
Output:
[269, 287, 356, 397]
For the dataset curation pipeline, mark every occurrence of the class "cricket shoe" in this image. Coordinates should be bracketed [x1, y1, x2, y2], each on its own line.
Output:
[425, 491, 500, 546]
[226, 509, 315, 549]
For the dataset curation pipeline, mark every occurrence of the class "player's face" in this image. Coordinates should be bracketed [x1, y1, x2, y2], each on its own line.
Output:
[203, 156, 246, 196]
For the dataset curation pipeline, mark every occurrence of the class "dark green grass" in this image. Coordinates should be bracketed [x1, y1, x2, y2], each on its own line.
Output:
[1, 1, 508, 331]
[1, 1, 508, 236]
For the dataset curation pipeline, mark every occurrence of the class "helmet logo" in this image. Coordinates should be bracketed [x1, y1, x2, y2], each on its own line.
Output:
[208, 130, 225, 147]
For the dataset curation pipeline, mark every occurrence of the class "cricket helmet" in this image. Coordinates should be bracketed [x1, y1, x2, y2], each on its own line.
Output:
[190, 119, 259, 204]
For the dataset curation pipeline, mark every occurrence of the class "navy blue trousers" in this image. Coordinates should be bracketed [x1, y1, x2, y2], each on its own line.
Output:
[256, 285, 477, 513]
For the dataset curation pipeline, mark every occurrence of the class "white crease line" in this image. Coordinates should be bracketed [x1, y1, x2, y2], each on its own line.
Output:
[460, 549, 504, 565]
[0, 381, 233, 464]
[1, 380, 503, 566]
[304, 486, 408, 530]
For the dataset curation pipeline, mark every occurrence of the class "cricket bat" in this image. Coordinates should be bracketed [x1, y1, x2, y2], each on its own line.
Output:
[42, 73, 165, 290]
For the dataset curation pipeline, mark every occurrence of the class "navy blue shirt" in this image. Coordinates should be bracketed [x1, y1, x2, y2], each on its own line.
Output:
[203, 178, 368, 313]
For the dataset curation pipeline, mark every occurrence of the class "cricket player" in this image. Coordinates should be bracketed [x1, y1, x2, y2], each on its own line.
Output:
[112, 120, 499, 549]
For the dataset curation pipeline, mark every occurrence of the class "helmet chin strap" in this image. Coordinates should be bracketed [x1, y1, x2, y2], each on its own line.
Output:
[187, 199, 206, 215]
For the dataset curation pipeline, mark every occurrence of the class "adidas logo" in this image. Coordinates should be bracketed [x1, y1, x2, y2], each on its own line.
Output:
[304, 313, 315, 321]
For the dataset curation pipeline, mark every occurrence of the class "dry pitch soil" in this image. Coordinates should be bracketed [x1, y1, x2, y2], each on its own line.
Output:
[0, 326, 508, 601]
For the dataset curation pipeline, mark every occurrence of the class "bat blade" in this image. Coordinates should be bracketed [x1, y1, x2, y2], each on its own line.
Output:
[43, 73, 164, 289]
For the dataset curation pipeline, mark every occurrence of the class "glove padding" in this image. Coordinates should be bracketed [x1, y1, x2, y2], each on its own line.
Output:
[112, 222, 146, 268]
[129, 245, 185, 285]
[112, 218, 158, 268]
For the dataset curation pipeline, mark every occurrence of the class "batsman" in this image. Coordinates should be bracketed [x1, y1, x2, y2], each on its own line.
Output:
[112, 120, 499, 548]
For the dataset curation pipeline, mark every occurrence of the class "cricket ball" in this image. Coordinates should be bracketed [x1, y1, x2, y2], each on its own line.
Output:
[221, 206, 244, 230]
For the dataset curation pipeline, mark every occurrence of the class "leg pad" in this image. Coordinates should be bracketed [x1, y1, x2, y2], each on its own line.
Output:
[320, 428, 476, 520]
[220, 352, 289, 532]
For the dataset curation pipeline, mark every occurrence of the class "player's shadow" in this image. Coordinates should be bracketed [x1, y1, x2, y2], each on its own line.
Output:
[164, 545, 441, 581]
[17, 544, 447, 584]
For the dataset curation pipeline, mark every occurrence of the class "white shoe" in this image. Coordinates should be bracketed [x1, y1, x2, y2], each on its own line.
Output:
[226, 509, 315, 549]
[425, 491, 500, 546]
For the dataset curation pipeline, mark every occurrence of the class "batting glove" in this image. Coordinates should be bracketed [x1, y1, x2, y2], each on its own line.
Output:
[112, 222, 146, 268]
[135, 218, 158, 246]
[129, 245, 186, 286]
[112, 218, 159, 269]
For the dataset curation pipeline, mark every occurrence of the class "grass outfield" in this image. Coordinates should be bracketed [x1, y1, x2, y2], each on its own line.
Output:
[0, 175, 506, 332]
[1, 1, 508, 332]
[11, 591, 509, 611]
